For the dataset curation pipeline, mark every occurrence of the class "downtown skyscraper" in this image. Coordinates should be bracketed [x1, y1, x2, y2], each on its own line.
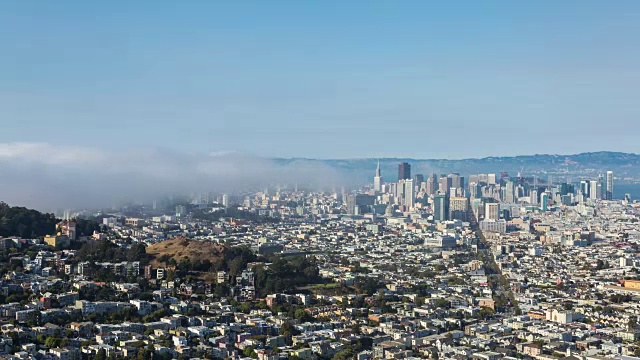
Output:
[398, 162, 411, 181]
[373, 160, 383, 192]
[606, 170, 614, 200]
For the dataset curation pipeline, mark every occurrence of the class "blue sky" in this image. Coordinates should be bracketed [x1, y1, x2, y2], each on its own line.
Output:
[1, 1, 639, 159]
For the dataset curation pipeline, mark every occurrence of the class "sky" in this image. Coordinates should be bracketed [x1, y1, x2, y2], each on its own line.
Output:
[1, 1, 639, 160]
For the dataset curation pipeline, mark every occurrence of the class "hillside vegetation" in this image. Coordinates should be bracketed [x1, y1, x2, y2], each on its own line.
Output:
[146, 237, 226, 268]
[0, 202, 100, 239]
[0, 202, 58, 238]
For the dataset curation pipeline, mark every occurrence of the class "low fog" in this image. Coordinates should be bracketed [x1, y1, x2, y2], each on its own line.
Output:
[0, 142, 352, 211]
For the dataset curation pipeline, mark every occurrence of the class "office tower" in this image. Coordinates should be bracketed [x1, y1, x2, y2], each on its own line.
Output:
[504, 180, 515, 203]
[487, 173, 497, 185]
[433, 194, 449, 221]
[439, 176, 452, 195]
[413, 174, 424, 186]
[448, 174, 465, 197]
[449, 173, 462, 189]
[471, 198, 483, 219]
[541, 193, 549, 212]
[419, 181, 428, 192]
[606, 170, 613, 200]
[470, 182, 482, 199]
[346, 194, 357, 215]
[404, 179, 415, 209]
[449, 197, 468, 221]
[389, 183, 397, 198]
[548, 176, 553, 187]
[222, 194, 230, 207]
[176, 205, 187, 217]
[560, 183, 574, 196]
[373, 160, 383, 192]
[397, 180, 406, 206]
[485, 203, 500, 220]
[530, 189, 538, 205]
[426, 177, 436, 196]
[580, 181, 589, 198]
[589, 180, 599, 200]
[398, 162, 411, 180]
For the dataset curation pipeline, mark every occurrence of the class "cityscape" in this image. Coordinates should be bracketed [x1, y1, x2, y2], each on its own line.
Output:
[0, 160, 639, 360]
[3, 2, 640, 360]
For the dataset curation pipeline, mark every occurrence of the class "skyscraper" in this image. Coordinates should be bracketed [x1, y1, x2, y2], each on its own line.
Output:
[373, 160, 383, 192]
[439, 176, 451, 195]
[404, 179, 415, 209]
[433, 194, 448, 221]
[580, 181, 589, 199]
[397, 180, 406, 206]
[426, 177, 436, 196]
[589, 180, 599, 200]
[540, 193, 549, 212]
[606, 170, 613, 200]
[398, 162, 411, 181]
[485, 203, 499, 220]
[503, 180, 515, 203]
[449, 197, 468, 221]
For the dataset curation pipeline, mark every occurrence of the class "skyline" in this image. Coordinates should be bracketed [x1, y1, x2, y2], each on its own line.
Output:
[0, 140, 636, 210]
[2, 2, 640, 158]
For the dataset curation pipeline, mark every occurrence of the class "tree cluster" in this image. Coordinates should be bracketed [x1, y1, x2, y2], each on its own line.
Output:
[253, 256, 321, 297]
[0, 202, 57, 238]
[77, 240, 150, 264]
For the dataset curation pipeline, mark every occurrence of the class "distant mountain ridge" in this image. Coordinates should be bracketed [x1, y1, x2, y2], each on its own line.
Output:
[273, 151, 640, 183]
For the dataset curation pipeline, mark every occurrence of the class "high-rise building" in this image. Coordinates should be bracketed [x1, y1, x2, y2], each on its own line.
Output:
[485, 203, 500, 220]
[176, 205, 187, 217]
[606, 170, 613, 200]
[346, 194, 357, 215]
[449, 197, 468, 221]
[373, 160, 383, 192]
[397, 180, 406, 206]
[449, 173, 461, 189]
[413, 174, 424, 186]
[530, 189, 538, 205]
[541, 193, 549, 212]
[589, 180, 599, 200]
[425, 177, 436, 196]
[222, 194, 230, 207]
[433, 194, 448, 221]
[404, 179, 415, 209]
[503, 181, 515, 203]
[398, 162, 411, 180]
[487, 173, 497, 185]
[580, 181, 590, 198]
[439, 176, 452, 195]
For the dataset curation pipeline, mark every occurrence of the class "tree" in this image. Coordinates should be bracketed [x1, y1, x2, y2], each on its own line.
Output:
[45, 336, 61, 349]
[243, 346, 257, 359]
[294, 308, 312, 322]
[95, 348, 107, 360]
[239, 302, 253, 314]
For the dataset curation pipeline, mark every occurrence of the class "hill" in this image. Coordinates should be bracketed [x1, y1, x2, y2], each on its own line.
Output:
[0, 202, 57, 238]
[0, 202, 100, 239]
[146, 237, 225, 268]
[275, 151, 640, 183]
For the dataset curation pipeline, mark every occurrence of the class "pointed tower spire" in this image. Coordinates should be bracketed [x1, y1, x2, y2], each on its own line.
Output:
[374, 160, 383, 192]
